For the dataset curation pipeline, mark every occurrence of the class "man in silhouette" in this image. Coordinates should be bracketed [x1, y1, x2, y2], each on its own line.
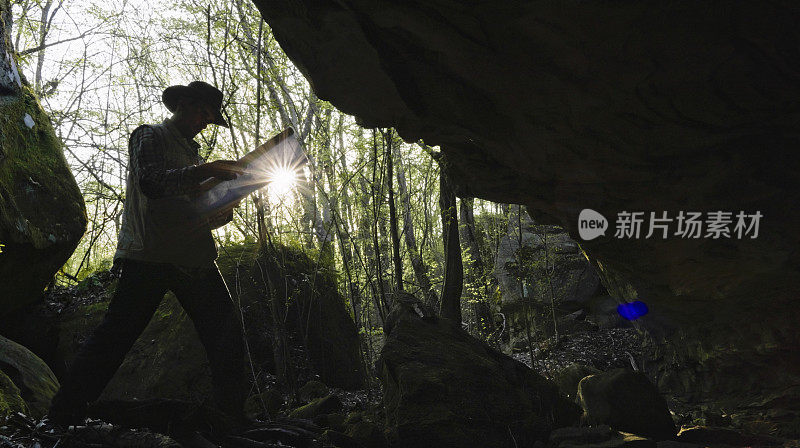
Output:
[49, 81, 247, 425]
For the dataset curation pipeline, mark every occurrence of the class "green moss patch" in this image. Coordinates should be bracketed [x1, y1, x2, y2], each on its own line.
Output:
[0, 369, 28, 417]
[0, 335, 59, 418]
[0, 85, 86, 313]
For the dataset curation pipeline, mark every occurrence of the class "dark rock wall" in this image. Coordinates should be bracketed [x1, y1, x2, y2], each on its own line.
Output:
[251, 0, 800, 408]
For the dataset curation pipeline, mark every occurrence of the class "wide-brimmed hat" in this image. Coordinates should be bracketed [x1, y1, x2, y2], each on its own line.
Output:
[162, 81, 229, 127]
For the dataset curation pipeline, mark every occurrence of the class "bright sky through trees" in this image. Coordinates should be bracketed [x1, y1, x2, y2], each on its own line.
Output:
[8, 0, 524, 353]
[9, 0, 503, 302]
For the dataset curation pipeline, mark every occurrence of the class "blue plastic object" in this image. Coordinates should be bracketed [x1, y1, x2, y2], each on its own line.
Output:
[617, 300, 649, 320]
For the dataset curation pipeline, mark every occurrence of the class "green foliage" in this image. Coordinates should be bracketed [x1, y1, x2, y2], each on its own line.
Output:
[9, 0, 516, 369]
[504, 224, 564, 300]
[505, 245, 544, 281]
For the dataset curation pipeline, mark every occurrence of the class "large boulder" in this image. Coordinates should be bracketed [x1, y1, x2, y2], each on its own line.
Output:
[0, 241, 363, 403]
[251, 1, 800, 428]
[0, 247, 246, 404]
[377, 294, 580, 447]
[0, 335, 59, 417]
[0, 368, 27, 416]
[250, 243, 365, 390]
[577, 369, 676, 441]
[101, 293, 211, 402]
[0, 0, 87, 314]
[0, 270, 121, 380]
[1, 277, 214, 403]
[494, 206, 602, 337]
[0, 243, 259, 403]
[554, 363, 602, 401]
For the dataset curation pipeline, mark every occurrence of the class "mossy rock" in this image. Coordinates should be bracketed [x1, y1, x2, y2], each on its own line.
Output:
[578, 369, 676, 440]
[100, 293, 211, 402]
[313, 412, 346, 432]
[344, 410, 364, 425]
[43, 281, 212, 403]
[0, 75, 86, 314]
[0, 240, 358, 412]
[251, 243, 365, 389]
[288, 394, 342, 419]
[299, 380, 329, 402]
[345, 421, 388, 448]
[494, 214, 602, 338]
[0, 335, 59, 417]
[7, 243, 263, 403]
[554, 363, 602, 400]
[378, 294, 580, 447]
[321, 429, 367, 448]
[245, 388, 284, 418]
[0, 368, 28, 417]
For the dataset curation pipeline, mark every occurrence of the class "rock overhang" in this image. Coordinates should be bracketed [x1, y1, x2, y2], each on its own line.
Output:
[251, 0, 800, 407]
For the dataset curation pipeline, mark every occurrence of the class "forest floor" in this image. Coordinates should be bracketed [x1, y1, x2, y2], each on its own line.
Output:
[4, 276, 793, 446]
[512, 325, 705, 430]
[513, 326, 645, 377]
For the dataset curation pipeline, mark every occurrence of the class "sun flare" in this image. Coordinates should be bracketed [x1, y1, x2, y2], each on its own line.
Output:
[267, 166, 298, 200]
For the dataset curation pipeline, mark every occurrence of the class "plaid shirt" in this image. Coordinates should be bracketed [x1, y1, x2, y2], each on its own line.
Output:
[129, 122, 203, 199]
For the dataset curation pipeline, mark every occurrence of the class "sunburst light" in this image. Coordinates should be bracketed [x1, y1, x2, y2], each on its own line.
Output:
[267, 165, 298, 200]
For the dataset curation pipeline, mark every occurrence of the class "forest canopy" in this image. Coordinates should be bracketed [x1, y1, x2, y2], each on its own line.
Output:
[9, 0, 571, 347]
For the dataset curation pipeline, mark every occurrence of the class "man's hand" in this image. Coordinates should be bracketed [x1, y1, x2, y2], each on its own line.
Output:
[196, 160, 246, 181]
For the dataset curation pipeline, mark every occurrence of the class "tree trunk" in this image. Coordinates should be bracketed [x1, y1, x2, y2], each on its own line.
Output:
[358, 176, 382, 330]
[370, 131, 389, 322]
[336, 148, 361, 328]
[314, 109, 335, 257]
[459, 198, 485, 275]
[34, 0, 54, 94]
[460, 197, 493, 335]
[394, 142, 438, 308]
[438, 157, 462, 323]
[385, 130, 404, 292]
[513, 205, 537, 364]
[252, 248, 297, 393]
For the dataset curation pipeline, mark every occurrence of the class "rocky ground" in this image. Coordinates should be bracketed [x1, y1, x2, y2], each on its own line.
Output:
[2, 275, 797, 447]
[513, 327, 645, 377]
[513, 324, 800, 445]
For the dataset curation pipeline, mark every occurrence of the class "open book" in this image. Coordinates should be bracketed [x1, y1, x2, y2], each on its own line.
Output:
[193, 127, 306, 216]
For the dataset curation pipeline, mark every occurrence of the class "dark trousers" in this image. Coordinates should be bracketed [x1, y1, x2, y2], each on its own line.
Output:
[50, 258, 245, 418]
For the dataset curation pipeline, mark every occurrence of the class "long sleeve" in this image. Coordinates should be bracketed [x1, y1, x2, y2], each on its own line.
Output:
[130, 126, 202, 199]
